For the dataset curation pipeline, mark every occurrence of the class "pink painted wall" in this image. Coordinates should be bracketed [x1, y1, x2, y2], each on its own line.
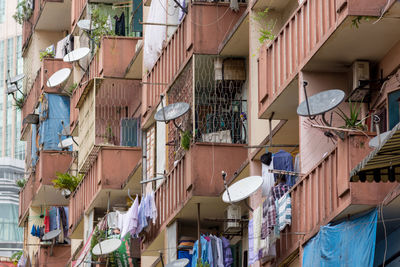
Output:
[299, 71, 350, 174]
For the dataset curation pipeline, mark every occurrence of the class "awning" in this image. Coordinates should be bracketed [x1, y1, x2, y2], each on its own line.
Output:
[350, 123, 400, 182]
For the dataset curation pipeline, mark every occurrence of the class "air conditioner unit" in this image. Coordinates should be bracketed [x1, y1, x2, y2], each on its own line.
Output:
[224, 205, 241, 234]
[352, 61, 370, 90]
[214, 58, 246, 81]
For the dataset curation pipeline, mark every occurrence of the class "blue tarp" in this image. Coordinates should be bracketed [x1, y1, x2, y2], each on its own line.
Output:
[303, 209, 378, 267]
[31, 124, 38, 167]
[38, 94, 71, 151]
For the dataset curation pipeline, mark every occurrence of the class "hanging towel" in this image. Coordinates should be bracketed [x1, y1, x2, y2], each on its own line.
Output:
[261, 162, 274, 197]
[44, 210, 50, 233]
[253, 206, 262, 257]
[120, 196, 139, 240]
[221, 237, 233, 267]
[276, 193, 291, 231]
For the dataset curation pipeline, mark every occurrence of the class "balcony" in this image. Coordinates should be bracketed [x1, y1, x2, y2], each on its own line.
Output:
[36, 244, 71, 267]
[18, 151, 73, 225]
[69, 146, 142, 237]
[21, 58, 72, 141]
[70, 36, 141, 132]
[258, 0, 400, 120]
[274, 133, 397, 264]
[142, 2, 246, 125]
[142, 142, 247, 253]
[22, 0, 71, 50]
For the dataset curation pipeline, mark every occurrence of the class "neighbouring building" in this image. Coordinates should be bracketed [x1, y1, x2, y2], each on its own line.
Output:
[16, 0, 400, 266]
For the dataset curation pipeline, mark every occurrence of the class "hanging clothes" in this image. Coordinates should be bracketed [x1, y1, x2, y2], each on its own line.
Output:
[215, 236, 224, 267]
[132, 0, 143, 34]
[44, 210, 50, 233]
[55, 35, 68, 59]
[136, 195, 148, 234]
[221, 237, 233, 267]
[293, 154, 300, 185]
[120, 196, 139, 240]
[114, 12, 126, 36]
[271, 182, 289, 201]
[273, 150, 295, 187]
[31, 225, 36, 237]
[248, 219, 258, 265]
[276, 193, 291, 231]
[253, 206, 262, 259]
[261, 161, 274, 198]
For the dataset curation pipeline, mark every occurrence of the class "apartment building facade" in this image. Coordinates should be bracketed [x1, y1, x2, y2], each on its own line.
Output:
[17, 0, 400, 266]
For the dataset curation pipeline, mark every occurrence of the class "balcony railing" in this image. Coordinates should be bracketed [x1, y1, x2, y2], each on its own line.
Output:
[21, 59, 71, 138]
[142, 142, 247, 250]
[71, 0, 86, 29]
[18, 151, 72, 224]
[69, 146, 141, 234]
[70, 37, 141, 132]
[22, 0, 66, 49]
[274, 133, 397, 263]
[142, 2, 246, 123]
[258, 0, 390, 119]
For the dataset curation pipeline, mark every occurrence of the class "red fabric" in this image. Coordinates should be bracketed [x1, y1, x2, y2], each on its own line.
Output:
[44, 210, 50, 233]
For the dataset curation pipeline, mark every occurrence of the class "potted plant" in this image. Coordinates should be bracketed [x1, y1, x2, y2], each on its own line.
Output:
[52, 172, 83, 198]
[39, 50, 55, 61]
[103, 124, 115, 145]
[13, 0, 33, 25]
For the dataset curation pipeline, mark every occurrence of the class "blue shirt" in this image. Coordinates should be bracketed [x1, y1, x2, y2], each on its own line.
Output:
[273, 150, 295, 187]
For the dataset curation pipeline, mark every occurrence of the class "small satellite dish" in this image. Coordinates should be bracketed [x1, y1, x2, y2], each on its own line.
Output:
[42, 229, 62, 241]
[165, 259, 190, 267]
[63, 47, 90, 63]
[297, 89, 345, 117]
[46, 68, 71, 88]
[6, 83, 18, 94]
[58, 137, 74, 148]
[222, 176, 263, 203]
[369, 131, 391, 148]
[23, 114, 39, 125]
[77, 19, 98, 31]
[92, 239, 122, 256]
[154, 102, 190, 122]
[9, 73, 25, 84]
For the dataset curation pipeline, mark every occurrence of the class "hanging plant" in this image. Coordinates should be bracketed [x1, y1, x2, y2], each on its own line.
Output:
[253, 8, 276, 44]
[180, 130, 191, 150]
[52, 172, 83, 197]
[13, 0, 33, 25]
[16, 179, 27, 188]
[14, 95, 26, 110]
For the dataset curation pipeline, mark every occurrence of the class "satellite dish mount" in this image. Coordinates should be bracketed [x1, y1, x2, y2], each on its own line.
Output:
[6, 71, 26, 101]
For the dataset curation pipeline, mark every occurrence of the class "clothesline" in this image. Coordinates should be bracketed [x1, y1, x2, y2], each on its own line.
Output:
[268, 169, 303, 177]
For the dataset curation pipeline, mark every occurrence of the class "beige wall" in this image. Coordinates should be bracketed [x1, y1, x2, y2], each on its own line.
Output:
[0, 0, 21, 40]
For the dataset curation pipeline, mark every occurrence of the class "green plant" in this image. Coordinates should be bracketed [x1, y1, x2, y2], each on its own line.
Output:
[67, 82, 78, 93]
[13, 0, 33, 25]
[180, 130, 191, 150]
[196, 259, 210, 267]
[52, 172, 83, 194]
[90, 6, 115, 44]
[90, 226, 107, 261]
[10, 251, 23, 266]
[16, 179, 27, 188]
[351, 16, 375, 28]
[103, 124, 115, 144]
[253, 8, 276, 44]
[336, 100, 366, 130]
[14, 95, 26, 110]
[39, 50, 55, 61]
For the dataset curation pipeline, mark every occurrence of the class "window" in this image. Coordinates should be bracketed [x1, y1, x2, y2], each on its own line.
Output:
[0, 0, 5, 24]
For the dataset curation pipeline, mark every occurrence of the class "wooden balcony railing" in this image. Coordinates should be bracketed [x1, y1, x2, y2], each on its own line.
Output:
[69, 147, 142, 234]
[142, 3, 246, 123]
[21, 59, 71, 137]
[275, 133, 397, 263]
[18, 151, 72, 224]
[143, 143, 247, 250]
[258, 0, 390, 119]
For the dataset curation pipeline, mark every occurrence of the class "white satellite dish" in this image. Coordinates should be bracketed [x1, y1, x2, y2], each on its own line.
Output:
[63, 47, 90, 63]
[369, 131, 391, 148]
[9, 73, 25, 84]
[154, 102, 190, 122]
[6, 83, 18, 94]
[165, 259, 190, 267]
[297, 89, 345, 117]
[46, 68, 71, 88]
[58, 137, 74, 148]
[77, 19, 98, 31]
[42, 229, 62, 241]
[222, 176, 263, 203]
[92, 239, 122, 256]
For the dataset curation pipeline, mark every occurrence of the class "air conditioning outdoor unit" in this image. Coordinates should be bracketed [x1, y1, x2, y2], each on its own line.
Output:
[352, 61, 370, 90]
[224, 205, 241, 234]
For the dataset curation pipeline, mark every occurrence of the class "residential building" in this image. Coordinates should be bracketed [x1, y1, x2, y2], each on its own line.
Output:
[16, 0, 400, 266]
